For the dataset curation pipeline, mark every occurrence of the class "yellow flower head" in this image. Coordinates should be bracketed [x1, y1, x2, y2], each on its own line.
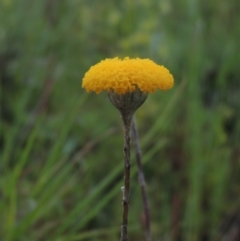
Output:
[82, 57, 174, 95]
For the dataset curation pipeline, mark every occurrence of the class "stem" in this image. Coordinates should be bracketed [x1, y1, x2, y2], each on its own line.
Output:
[120, 113, 133, 241]
[132, 116, 152, 241]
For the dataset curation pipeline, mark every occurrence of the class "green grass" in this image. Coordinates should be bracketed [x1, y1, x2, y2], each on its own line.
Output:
[1, 0, 240, 240]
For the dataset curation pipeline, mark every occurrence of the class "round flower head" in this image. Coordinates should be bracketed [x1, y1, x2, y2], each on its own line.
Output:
[82, 57, 174, 115]
[82, 57, 174, 95]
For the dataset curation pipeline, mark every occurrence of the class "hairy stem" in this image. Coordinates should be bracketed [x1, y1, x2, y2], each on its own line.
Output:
[132, 116, 152, 241]
[120, 113, 133, 241]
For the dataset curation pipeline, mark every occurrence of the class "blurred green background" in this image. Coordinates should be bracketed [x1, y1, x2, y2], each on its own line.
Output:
[1, 0, 240, 240]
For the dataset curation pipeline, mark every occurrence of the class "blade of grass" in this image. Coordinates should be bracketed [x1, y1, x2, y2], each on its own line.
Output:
[11, 158, 74, 239]
[32, 95, 88, 198]
[141, 79, 186, 147]
[4, 117, 43, 241]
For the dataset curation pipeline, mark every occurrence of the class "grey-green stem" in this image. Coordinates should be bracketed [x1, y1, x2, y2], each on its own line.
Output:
[120, 113, 133, 241]
[108, 89, 148, 241]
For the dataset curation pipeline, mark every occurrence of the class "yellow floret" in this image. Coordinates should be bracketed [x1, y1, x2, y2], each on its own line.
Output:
[82, 57, 174, 94]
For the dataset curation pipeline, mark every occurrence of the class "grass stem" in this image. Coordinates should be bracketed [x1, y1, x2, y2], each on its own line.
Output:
[132, 116, 152, 241]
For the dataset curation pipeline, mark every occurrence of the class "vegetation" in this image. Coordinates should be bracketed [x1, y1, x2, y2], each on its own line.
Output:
[1, 0, 240, 240]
